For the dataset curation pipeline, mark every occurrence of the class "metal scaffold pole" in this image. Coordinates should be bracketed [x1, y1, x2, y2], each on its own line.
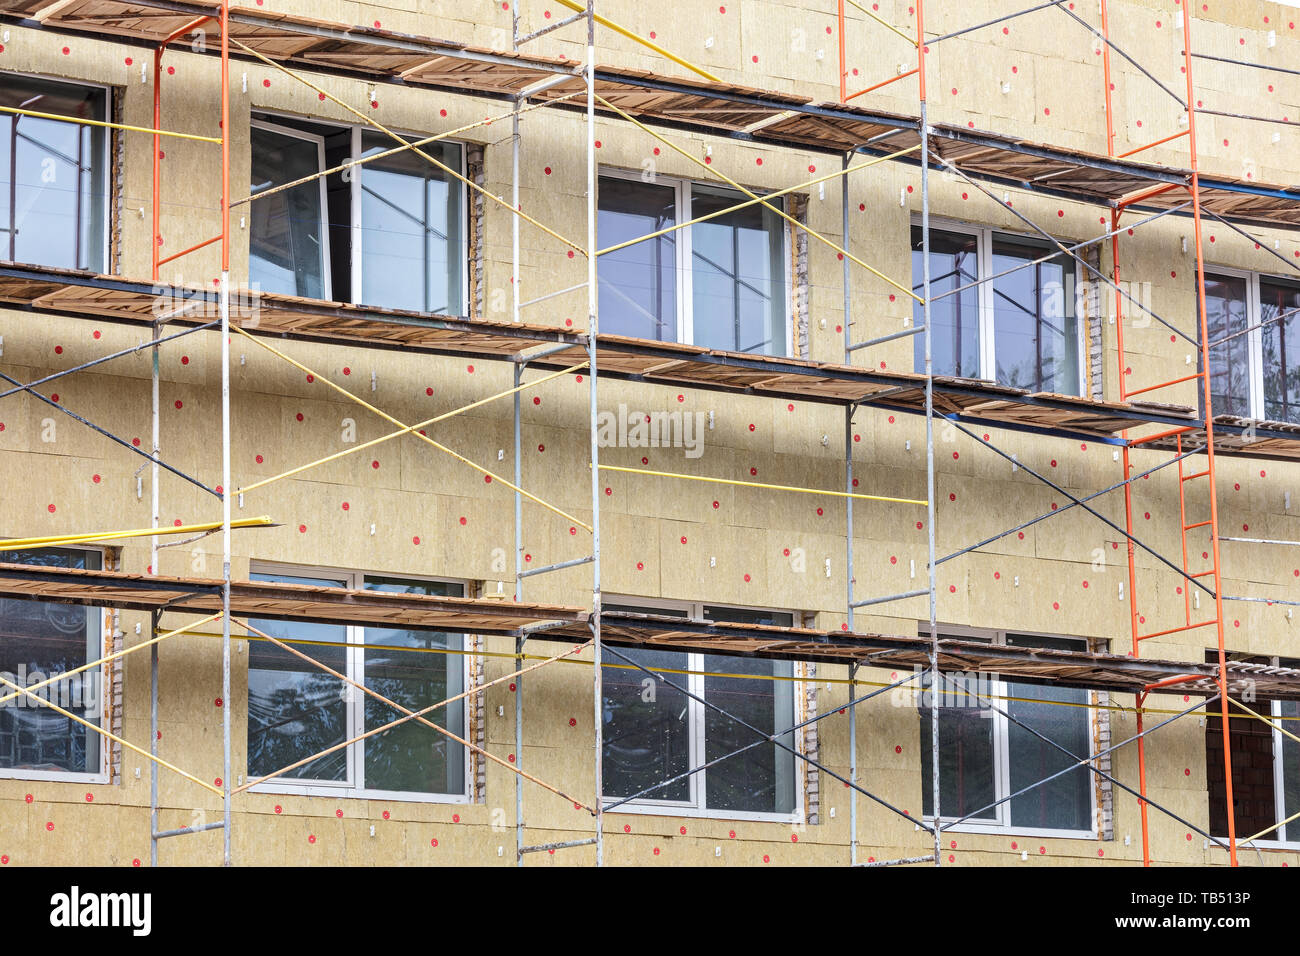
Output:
[511, 2, 525, 869]
[586, 0, 604, 867]
[842, 148, 857, 867]
[149, 609, 159, 866]
[917, 0, 940, 867]
[513, 355, 525, 866]
[219, 0, 233, 868]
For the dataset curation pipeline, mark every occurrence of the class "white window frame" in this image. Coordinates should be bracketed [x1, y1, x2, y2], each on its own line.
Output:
[598, 166, 793, 356]
[2, 70, 112, 273]
[600, 595, 804, 824]
[914, 216, 1088, 396]
[920, 623, 1099, 840]
[1202, 265, 1300, 422]
[249, 118, 333, 298]
[1264, 695, 1300, 848]
[246, 562, 472, 804]
[250, 110, 469, 316]
[0, 544, 108, 785]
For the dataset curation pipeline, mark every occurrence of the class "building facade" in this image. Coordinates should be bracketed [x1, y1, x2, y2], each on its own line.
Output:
[0, 0, 1298, 865]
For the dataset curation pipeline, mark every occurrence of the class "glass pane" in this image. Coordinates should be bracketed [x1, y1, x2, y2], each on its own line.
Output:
[602, 643, 692, 803]
[1006, 682, 1093, 830]
[0, 77, 106, 271]
[1203, 273, 1251, 418]
[1261, 278, 1300, 424]
[249, 126, 328, 298]
[597, 176, 677, 340]
[691, 186, 786, 356]
[360, 132, 462, 315]
[247, 571, 348, 783]
[914, 227, 980, 378]
[918, 674, 998, 822]
[702, 655, 796, 814]
[361, 577, 464, 795]
[1281, 700, 1300, 842]
[702, 606, 795, 814]
[0, 548, 102, 774]
[991, 235, 1080, 394]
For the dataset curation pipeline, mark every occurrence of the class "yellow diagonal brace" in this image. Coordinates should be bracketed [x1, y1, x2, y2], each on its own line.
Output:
[1240, 806, 1300, 845]
[596, 463, 926, 505]
[844, 0, 919, 46]
[0, 612, 223, 708]
[234, 91, 583, 208]
[0, 516, 273, 551]
[597, 144, 919, 257]
[231, 326, 592, 531]
[228, 36, 586, 256]
[233, 620, 594, 808]
[0, 672, 221, 795]
[0, 105, 224, 143]
[595, 92, 922, 304]
[1228, 695, 1300, 746]
[551, 0, 722, 81]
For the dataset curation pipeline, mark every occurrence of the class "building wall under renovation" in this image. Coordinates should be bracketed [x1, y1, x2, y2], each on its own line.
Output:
[0, 0, 1299, 865]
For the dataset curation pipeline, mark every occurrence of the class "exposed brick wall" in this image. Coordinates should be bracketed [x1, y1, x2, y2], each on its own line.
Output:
[467, 145, 486, 319]
[1206, 711, 1277, 839]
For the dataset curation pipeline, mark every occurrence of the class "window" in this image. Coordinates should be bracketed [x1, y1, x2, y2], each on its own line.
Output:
[249, 114, 465, 315]
[912, 223, 1083, 395]
[1, 74, 109, 272]
[597, 170, 789, 356]
[1203, 269, 1300, 424]
[0, 548, 106, 781]
[919, 629, 1096, 835]
[601, 600, 799, 819]
[1206, 654, 1300, 846]
[246, 566, 468, 800]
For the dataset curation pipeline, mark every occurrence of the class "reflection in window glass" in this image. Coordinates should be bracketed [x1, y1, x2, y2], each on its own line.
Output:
[1204, 273, 1251, 418]
[0, 77, 106, 271]
[0, 548, 102, 775]
[249, 125, 329, 299]
[361, 577, 464, 795]
[247, 571, 348, 783]
[600, 603, 797, 814]
[1261, 278, 1300, 424]
[359, 133, 463, 315]
[691, 187, 786, 356]
[702, 606, 795, 815]
[991, 236, 1080, 394]
[921, 632, 1093, 832]
[1004, 635, 1092, 830]
[602, 646, 693, 803]
[1006, 683, 1092, 830]
[597, 176, 677, 340]
[703, 654, 796, 813]
[913, 227, 979, 378]
[919, 674, 998, 822]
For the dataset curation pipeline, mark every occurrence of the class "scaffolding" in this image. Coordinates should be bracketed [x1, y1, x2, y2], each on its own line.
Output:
[0, 0, 1298, 867]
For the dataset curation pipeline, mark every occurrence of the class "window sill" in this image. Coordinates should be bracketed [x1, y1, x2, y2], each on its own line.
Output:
[1222, 838, 1300, 852]
[0, 768, 110, 785]
[250, 781, 471, 804]
[927, 819, 1097, 841]
[603, 799, 801, 825]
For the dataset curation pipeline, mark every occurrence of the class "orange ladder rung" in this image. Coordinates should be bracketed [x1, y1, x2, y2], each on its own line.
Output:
[1124, 372, 1203, 398]
[1137, 618, 1219, 642]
